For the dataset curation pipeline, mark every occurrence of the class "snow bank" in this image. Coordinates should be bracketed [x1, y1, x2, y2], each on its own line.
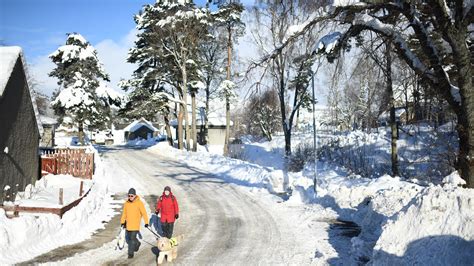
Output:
[148, 142, 287, 193]
[12, 174, 93, 208]
[0, 184, 117, 264]
[150, 136, 473, 265]
[371, 186, 474, 265]
[0, 146, 119, 264]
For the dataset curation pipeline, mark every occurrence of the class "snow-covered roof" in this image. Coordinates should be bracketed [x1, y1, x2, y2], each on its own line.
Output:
[40, 115, 58, 126]
[0, 46, 44, 135]
[123, 118, 158, 132]
[0, 46, 22, 97]
[170, 113, 233, 127]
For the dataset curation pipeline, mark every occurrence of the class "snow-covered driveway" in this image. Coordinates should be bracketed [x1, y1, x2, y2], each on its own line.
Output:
[59, 146, 330, 265]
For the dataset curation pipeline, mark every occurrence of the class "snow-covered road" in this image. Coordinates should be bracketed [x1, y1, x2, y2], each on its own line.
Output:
[113, 147, 290, 264]
[55, 146, 330, 265]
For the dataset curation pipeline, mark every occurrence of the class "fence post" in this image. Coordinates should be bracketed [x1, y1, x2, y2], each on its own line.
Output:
[79, 181, 84, 197]
[59, 188, 63, 205]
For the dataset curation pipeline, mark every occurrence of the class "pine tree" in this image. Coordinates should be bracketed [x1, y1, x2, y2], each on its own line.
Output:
[130, 1, 212, 150]
[49, 33, 119, 145]
[213, 1, 245, 155]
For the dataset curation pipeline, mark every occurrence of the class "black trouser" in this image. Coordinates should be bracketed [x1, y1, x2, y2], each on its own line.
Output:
[161, 222, 174, 239]
[127, 230, 140, 256]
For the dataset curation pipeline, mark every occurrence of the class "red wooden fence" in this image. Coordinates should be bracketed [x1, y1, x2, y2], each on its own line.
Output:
[41, 148, 94, 179]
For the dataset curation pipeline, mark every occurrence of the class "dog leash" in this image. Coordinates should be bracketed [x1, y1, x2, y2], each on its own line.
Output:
[146, 226, 163, 239]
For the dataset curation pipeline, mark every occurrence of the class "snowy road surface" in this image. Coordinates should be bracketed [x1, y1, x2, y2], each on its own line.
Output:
[53, 146, 333, 265]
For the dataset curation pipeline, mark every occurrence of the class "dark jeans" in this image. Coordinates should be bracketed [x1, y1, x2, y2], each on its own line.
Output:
[162, 222, 174, 239]
[127, 230, 141, 256]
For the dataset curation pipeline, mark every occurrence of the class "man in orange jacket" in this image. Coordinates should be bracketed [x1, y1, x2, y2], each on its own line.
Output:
[155, 186, 179, 238]
[120, 188, 149, 259]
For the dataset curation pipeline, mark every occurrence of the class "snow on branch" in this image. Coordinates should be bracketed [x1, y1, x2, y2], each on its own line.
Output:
[96, 82, 123, 105]
[316, 32, 342, 53]
[155, 91, 184, 105]
[348, 13, 435, 80]
[218, 80, 237, 99]
[189, 80, 206, 90]
[250, 14, 332, 68]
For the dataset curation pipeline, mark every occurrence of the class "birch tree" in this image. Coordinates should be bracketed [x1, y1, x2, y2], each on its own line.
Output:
[249, 1, 325, 157]
[264, 1, 474, 187]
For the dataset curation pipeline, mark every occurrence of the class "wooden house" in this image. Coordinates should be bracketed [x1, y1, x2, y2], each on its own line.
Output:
[0, 46, 43, 204]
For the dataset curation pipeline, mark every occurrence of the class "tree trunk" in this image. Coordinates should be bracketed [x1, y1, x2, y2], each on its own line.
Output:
[386, 42, 399, 177]
[204, 81, 210, 145]
[178, 104, 184, 149]
[223, 25, 232, 156]
[457, 106, 474, 188]
[258, 121, 272, 141]
[182, 67, 191, 151]
[452, 33, 474, 188]
[191, 91, 197, 152]
[164, 110, 173, 147]
[278, 79, 291, 156]
[78, 120, 84, 146]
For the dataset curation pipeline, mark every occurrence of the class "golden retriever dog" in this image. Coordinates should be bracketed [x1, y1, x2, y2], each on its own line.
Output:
[156, 235, 183, 265]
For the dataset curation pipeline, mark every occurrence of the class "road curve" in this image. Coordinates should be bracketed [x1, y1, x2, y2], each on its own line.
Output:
[104, 147, 294, 265]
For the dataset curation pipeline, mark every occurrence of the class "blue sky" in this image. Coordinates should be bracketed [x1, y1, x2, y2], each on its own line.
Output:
[0, 0, 250, 95]
[0, 0, 327, 105]
[0, 0, 221, 60]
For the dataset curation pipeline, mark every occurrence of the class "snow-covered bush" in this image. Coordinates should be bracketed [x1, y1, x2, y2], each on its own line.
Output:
[289, 141, 315, 172]
[318, 126, 457, 182]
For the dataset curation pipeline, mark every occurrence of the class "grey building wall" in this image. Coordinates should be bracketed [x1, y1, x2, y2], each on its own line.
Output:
[0, 57, 40, 204]
[207, 127, 226, 146]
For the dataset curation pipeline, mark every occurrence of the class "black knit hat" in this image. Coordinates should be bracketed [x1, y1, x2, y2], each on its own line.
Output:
[164, 186, 171, 192]
[128, 188, 136, 195]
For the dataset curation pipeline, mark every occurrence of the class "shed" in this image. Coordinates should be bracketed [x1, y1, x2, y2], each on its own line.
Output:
[170, 107, 233, 146]
[0, 46, 43, 204]
[39, 115, 58, 148]
[123, 118, 159, 141]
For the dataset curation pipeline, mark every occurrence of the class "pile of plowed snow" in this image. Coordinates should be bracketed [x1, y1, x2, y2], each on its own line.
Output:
[371, 186, 474, 265]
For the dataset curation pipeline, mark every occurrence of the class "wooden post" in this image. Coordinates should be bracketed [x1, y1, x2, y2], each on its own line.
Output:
[59, 188, 64, 205]
[79, 181, 84, 197]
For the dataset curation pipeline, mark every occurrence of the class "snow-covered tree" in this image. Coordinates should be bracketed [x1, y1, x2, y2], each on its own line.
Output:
[260, 1, 474, 187]
[49, 33, 120, 144]
[119, 79, 176, 146]
[244, 89, 281, 141]
[213, 1, 245, 155]
[248, 1, 325, 158]
[199, 19, 228, 146]
[130, 1, 212, 150]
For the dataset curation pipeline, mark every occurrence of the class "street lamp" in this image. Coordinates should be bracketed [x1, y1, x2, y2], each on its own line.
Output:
[311, 71, 318, 194]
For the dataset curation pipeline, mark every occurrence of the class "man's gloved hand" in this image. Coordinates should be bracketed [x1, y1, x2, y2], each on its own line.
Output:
[145, 224, 149, 228]
[175, 214, 179, 219]
[121, 223, 126, 228]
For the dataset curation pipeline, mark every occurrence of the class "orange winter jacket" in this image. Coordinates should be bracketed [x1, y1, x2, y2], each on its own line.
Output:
[120, 196, 149, 231]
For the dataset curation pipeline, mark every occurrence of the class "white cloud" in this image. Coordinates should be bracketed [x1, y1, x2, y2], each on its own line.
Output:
[29, 54, 57, 96]
[95, 29, 137, 93]
[29, 29, 137, 97]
